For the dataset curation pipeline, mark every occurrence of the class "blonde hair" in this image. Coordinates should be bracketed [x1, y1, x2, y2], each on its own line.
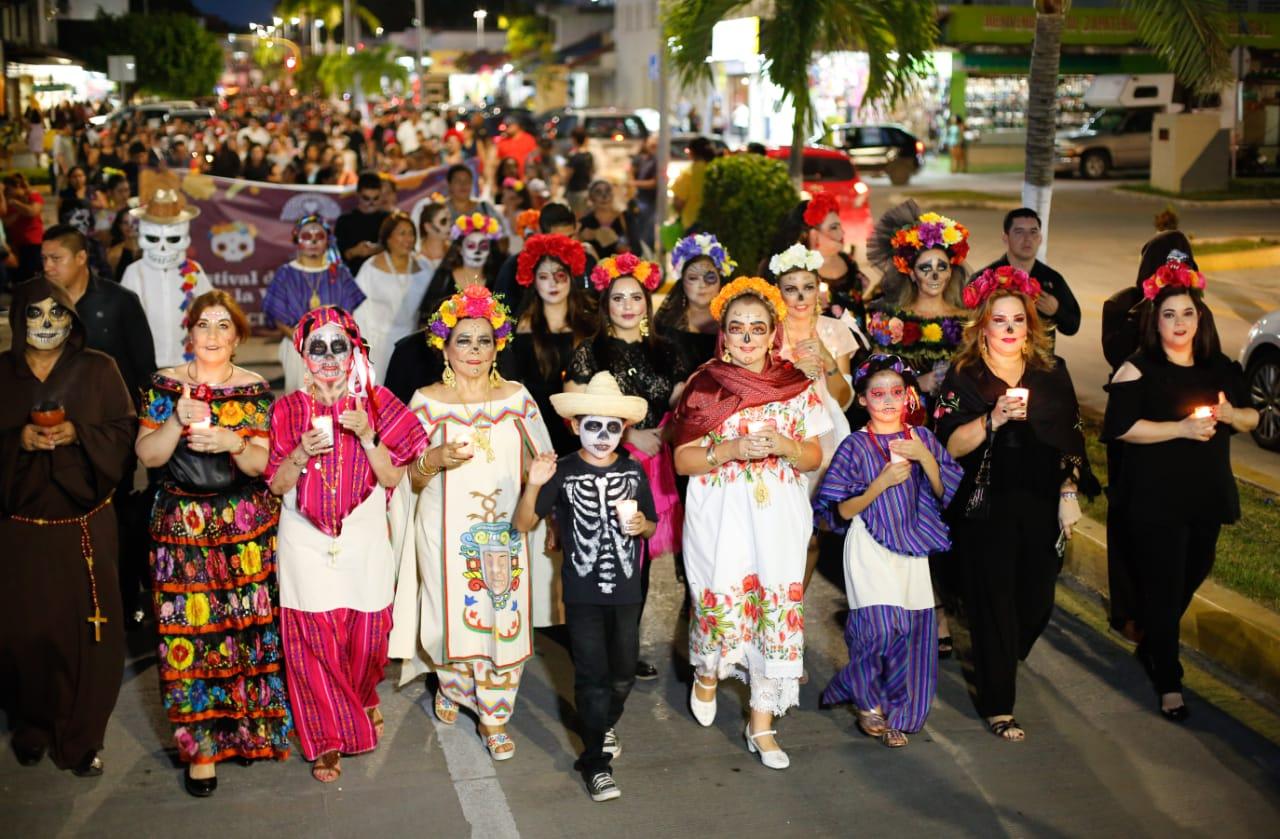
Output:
[953, 289, 1054, 372]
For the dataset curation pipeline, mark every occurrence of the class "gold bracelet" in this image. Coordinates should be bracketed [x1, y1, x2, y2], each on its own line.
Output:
[231, 435, 250, 456]
[705, 443, 720, 469]
[415, 453, 442, 478]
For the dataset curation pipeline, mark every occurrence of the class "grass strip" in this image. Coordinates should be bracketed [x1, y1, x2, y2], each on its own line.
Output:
[1118, 180, 1280, 202]
[1190, 238, 1280, 256]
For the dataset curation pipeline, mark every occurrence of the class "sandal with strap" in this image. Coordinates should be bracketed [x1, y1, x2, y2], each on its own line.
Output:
[312, 750, 341, 783]
[880, 729, 909, 749]
[482, 730, 515, 761]
[988, 717, 1025, 742]
[434, 692, 459, 725]
[367, 707, 385, 740]
[855, 709, 888, 738]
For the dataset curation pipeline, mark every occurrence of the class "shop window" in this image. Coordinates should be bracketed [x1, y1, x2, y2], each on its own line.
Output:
[1132, 85, 1160, 100]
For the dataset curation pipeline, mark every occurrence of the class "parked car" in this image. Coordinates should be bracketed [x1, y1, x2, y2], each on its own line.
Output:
[826, 123, 925, 185]
[90, 101, 212, 129]
[452, 105, 536, 138]
[665, 133, 731, 186]
[765, 146, 872, 248]
[1054, 107, 1159, 179]
[539, 107, 650, 182]
[1240, 310, 1280, 450]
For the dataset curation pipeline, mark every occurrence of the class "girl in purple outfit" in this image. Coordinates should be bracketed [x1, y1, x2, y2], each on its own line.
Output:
[813, 355, 962, 748]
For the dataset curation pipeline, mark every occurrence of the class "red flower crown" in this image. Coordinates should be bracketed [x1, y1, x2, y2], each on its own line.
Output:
[590, 252, 662, 292]
[962, 265, 1042, 309]
[516, 234, 587, 287]
[802, 193, 840, 228]
[1142, 258, 1206, 301]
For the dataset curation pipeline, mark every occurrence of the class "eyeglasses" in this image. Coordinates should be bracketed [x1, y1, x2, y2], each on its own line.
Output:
[685, 270, 720, 286]
[305, 337, 351, 358]
[725, 322, 770, 337]
[583, 418, 623, 435]
[866, 386, 906, 402]
[915, 261, 949, 275]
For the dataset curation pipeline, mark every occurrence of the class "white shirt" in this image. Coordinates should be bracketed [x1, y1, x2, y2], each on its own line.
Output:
[120, 259, 214, 368]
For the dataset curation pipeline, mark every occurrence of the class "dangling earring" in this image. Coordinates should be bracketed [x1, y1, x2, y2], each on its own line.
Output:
[607, 321, 616, 337]
[442, 360, 457, 388]
[490, 366, 502, 387]
[721, 349, 732, 363]
[638, 316, 650, 338]
[979, 334, 989, 359]
[1022, 341, 1032, 359]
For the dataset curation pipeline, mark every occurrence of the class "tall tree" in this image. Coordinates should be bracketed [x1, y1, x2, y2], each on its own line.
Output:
[81, 12, 224, 99]
[666, 0, 936, 184]
[275, 0, 381, 52]
[1023, 0, 1231, 253]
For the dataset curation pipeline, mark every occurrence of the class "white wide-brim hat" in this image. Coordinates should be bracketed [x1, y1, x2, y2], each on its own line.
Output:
[549, 371, 647, 423]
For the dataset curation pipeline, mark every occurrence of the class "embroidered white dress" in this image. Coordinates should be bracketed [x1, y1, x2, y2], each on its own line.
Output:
[353, 255, 433, 378]
[779, 314, 859, 494]
[389, 386, 555, 685]
[682, 383, 831, 715]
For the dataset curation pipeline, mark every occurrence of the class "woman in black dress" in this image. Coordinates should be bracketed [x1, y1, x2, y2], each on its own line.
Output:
[1103, 261, 1256, 721]
[500, 234, 599, 454]
[934, 266, 1098, 742]
[568, 254, 691, 679]
[653, 233, 736, 369]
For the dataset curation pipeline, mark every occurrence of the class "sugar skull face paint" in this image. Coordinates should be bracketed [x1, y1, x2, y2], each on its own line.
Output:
[302, 323, 353, 383]
[139, 219, 191, 270]
[578, 414, 624, 457]
[25, 297, 73, 351]
[461, 231, 491, 268]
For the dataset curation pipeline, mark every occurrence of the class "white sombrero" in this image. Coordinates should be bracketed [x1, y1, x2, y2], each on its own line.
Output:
[549, 371, 647, 423]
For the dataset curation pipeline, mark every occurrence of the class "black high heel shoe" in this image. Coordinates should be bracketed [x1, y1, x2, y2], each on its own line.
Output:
[184, 766, 218, 797]
[1159, 702, 1190, 723]
[71, 752, 103, 777]
[13, 742, 45, 767]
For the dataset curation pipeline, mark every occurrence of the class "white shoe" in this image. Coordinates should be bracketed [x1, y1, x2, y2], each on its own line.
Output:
[690, 682, 716, 727]
[602, 727, 621, 757]
[744, 723, 790, 770]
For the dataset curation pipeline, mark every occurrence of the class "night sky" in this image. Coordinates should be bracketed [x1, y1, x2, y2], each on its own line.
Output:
[194, 0, 508, 30]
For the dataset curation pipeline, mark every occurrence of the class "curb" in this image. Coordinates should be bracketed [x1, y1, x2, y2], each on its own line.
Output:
[887, 191, 1020, 211]
[1197, 245, 1280, 273]
[1064, 516, 1280, 701]
[1111, 187, 1280, 209]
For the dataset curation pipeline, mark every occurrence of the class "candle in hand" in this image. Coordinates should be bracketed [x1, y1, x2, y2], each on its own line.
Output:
[614, 498, 638, 528]
[311, 415, 333, 445]
[1193, 406, 1214, 419]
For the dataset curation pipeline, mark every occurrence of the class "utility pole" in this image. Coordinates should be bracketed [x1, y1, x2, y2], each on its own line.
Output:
[655, 8, 671, 264]
[414, 0, 426, 106]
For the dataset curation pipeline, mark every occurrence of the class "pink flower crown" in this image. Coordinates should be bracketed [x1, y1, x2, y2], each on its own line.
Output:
[590, 252, 662, 293]
[1142, 258, 1206, 301]
[426, 285, 514, 351]
[962, 265, 1042, 309]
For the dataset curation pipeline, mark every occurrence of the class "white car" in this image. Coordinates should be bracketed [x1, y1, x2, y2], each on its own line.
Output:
[1240, 310, 1280, 450]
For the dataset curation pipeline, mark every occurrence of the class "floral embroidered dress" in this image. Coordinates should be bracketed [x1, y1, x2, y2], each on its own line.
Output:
[865, 309, 966, 407]
[683, 383, 831, 715]
[141, 375, 291, 764]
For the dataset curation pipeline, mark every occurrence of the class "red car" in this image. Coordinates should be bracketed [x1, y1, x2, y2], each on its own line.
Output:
[766, 146, 872, 253]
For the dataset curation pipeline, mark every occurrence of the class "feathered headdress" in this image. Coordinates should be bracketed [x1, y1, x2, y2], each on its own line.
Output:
[867, 200, 969, 278]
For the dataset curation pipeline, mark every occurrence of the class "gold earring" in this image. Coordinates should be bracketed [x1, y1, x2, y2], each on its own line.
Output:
[639, 316, 650, 338]
[1022, 341, 1032, 359]
[721, 349, 732, 363]
[490, 366, 502, 387]
[607, 321, 615, 337]
[442, 360, 456, 388]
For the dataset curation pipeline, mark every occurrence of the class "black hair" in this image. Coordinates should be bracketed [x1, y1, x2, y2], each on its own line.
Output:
[1139, 285, 1221, 364]
[571, 126, 588, 146]
[447, 163, 473, 184]
[746, 142, 767, 155]
[539, 202, 576, 232]
[43, 223, 89, 255]
[853, 354, 918, 396]
[1002, 207, 1041, 234]
[689, 137, 716, 162]
[356, 171, 382, 193]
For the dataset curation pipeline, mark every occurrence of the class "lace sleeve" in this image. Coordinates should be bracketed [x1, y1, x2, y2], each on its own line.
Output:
[567, 341, 599, 385]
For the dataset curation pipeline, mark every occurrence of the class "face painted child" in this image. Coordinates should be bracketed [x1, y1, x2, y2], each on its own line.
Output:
[573, 414, 627, 465]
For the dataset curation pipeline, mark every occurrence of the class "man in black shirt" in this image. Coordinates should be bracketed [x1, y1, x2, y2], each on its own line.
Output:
[334, 171, 389, 275]
[977, 207, 1080, 350]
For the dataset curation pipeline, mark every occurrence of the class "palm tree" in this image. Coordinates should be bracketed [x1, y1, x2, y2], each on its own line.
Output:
[316, 44, 408, 97]
[666, 0, 937, 184]
[275, 0, 381, 53]
[1023, 0, 1230, 251]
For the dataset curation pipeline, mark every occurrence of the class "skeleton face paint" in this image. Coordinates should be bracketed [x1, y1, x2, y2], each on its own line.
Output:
[26, 297, 73, 351]
[296, 223, 328, 259]
[460, 232, 491, 268]
[578, 415, 625, 457]
[302, 323, 354, 383]
[139, 219, 192, 270]
[66, 207, 93, 235]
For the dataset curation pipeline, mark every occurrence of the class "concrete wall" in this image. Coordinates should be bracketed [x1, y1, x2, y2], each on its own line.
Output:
[1151, 112, 1230, 193]
[614, 0, 660, 108]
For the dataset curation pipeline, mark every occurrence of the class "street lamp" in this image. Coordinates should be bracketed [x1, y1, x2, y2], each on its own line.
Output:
[474, 8, 487, 51]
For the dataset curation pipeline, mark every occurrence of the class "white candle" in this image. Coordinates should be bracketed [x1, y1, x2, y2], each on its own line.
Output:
[1193, 406, 1214, 419]
[453, 427, 475, 457]
[311, 415, 333, 445]
[614, 498, 638, 527]
[189, 418, 211, 430]
[819, 281, 830, 295]
[890, 450, 907, 464]
[1006, 387, 1029, 406]
[746, 419, 776, 435]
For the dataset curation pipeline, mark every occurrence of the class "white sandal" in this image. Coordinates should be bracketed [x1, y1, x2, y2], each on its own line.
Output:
[690, 678, 717, 727]
[744, 723, 790, 770]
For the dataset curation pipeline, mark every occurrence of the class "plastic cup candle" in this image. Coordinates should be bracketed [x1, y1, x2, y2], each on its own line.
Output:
[614, 498, 638, 527]
[819, 281, 829, 296]
[746, 420, 776, 435]
[189, 418, 211, 430]
[1006, 388, 1029, 416]
[890, 449, 907, 464]
[311, 415, 333, 445]
[453, 427, 475, 457]
[1193, 406, 1214, 419]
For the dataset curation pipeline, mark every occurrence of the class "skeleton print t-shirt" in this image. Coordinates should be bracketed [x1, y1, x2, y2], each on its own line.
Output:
[535, 452, 657, 606]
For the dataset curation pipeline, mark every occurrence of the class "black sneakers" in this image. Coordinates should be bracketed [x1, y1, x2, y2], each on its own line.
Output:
[586, 771, 621, 802]
[635, 659, 658, 680]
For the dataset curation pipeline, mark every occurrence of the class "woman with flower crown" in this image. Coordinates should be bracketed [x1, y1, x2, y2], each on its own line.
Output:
[264, 306, 428, 783]
[672, 277, 830, 770]
[418, 212, 505, 330]
[934, 266, 1098, 742]
[567, 253, 691, 680]
[1103, 261, 1256, 722]
[765, 194, 870, 327]
[388, 286, 554, 761]
[654, 233, 736, 369]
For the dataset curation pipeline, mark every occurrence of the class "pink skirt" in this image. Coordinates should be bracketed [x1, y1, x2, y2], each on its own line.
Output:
[624, 436, 683, 561]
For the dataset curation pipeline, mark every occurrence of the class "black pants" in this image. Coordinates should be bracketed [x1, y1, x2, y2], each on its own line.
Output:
[566, 602, 640, 775]
[1129, 519, 1219, 695]
[957, 491, 1060, 718]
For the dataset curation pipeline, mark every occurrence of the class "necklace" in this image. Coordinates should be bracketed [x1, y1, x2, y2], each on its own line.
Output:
[867, 426, 910, 463]
[458, 383, 496, 462]
[308, 387, 347, 562]
[299, 260, 328, 309]
[186, 361, 235, 386]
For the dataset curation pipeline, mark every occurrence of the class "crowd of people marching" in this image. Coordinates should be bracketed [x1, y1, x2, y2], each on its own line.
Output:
[0, 99, 1259, 805]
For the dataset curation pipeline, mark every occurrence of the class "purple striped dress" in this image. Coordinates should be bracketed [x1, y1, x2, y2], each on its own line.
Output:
[812, 426, 962, 732]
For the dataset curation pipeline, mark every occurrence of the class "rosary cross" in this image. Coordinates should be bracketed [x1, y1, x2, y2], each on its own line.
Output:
[86, 606, 108, 643]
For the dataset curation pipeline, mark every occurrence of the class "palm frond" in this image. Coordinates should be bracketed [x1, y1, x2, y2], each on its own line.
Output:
[664, 0, 747, 90]
[1122, 0, 1231, 93]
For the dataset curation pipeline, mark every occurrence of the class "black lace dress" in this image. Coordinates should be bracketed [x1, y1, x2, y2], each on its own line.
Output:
[500, 331, 579, 455]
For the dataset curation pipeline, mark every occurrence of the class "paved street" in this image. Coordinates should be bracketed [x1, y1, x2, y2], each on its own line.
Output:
[4, 556, 1279, 838]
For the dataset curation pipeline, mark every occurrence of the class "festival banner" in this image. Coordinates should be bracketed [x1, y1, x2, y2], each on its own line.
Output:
[177, 167, 451, 335]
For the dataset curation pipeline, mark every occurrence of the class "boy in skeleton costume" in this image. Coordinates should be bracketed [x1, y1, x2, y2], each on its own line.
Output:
[120, 178, 213, 367]
[515, 371, 657, 803]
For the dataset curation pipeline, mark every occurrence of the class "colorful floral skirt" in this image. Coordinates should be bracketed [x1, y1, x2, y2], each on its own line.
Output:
[149, 480, 292, 764]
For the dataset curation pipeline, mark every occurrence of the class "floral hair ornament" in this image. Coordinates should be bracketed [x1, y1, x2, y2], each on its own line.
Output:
[671, 233, 737, 279]
[502, 177, 526, 192]
[516, 234, 586, 287]
[515, 208, 541, 235]
[590, 252, 662, 293]
[428, 191, 446, 204]
[768, 243, 824, 276]
[802, 193, 840, 228]
[709, 276, 788, 323]
[426, 285, 515, 352]
[888, 211, 970, 276]
[853, 353, 925, 427]
[1141, 254, 1207, 301]
[962, 264, 1043, 309]
[450, 212, 502, 241]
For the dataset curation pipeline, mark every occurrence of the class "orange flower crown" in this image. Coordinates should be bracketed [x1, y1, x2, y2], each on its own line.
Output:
[709, 276, 788, 323]
[515, 208, 541, 234]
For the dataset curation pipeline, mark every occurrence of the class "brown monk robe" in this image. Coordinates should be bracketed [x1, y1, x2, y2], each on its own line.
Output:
[0, 276, 136, 774]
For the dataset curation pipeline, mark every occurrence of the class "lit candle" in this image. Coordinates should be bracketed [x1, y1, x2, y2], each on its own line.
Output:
[819, 281, 830, 295]
[1193, 406, 1214, 419]
[614, 498, 638, 527]
[1006, 387, 1029, 406]
[453, 427, 475, 457]
[189, 418, 211, 430]
[746, 419, 777, 435]
[310, 415, 333, 445]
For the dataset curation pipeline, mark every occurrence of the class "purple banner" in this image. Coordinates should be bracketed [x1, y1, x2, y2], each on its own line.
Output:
[182, 167, 450, 335]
